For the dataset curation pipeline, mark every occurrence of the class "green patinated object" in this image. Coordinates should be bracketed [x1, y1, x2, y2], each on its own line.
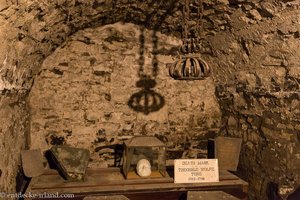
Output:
[50, 146, 90, 181]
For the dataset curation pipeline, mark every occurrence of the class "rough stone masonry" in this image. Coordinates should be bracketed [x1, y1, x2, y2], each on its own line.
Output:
[0, 0, 299, 199]
[28, 22, 221, 168]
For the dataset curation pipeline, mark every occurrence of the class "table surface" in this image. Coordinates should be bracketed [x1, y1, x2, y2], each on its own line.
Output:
[29, 168, 248, 198]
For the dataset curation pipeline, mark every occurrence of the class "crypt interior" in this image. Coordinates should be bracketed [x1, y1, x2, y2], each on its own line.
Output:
[0, 0, 299, 199]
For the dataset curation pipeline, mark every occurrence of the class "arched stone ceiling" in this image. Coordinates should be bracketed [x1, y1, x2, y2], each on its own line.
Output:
[0, 0, 287, 92]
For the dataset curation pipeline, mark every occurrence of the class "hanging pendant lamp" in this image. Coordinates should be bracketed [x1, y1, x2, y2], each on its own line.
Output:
[169, 0, 211, 80]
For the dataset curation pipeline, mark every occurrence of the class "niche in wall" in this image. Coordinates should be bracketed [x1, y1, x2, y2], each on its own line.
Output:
[28, 23, 221, 168]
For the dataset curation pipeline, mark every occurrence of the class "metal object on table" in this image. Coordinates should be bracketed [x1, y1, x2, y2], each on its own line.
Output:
[50, 145, 90, 181]
[122, 136, 167, 179]
[169, 0, 211, 80]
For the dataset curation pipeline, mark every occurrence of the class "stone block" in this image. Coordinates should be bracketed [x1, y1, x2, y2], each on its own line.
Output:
[288, 66, 300, 78]
[260, 2, 277, 17]
[0, 0, 8, 11]
[287, 143, 300, 171]
[136, 104, 168, 123]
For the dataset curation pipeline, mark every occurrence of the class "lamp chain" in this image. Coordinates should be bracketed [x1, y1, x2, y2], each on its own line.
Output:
[181, 0, 203, 54]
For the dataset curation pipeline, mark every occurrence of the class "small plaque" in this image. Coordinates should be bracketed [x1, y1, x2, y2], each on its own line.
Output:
[174, 159, 219, 183]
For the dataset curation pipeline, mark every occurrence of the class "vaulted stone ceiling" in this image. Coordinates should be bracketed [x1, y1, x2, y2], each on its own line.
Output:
[0, 0, 294, 91]
[0, 1, 299, 199]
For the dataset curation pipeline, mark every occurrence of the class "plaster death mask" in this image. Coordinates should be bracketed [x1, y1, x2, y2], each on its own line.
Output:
[136, 159, 152, 177]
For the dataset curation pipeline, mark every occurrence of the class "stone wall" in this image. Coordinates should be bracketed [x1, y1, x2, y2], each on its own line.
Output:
[210, 6, 300, 200]
[0, 0, 299, 199]
[0, 93, 28, 192]
[0, 10, 29, 193]
[28, 23, 221, 168]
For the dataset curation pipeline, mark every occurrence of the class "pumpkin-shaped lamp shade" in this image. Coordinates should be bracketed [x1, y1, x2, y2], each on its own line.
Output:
[169, 54, 210, 80]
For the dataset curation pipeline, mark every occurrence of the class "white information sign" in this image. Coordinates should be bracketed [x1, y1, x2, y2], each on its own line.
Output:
[174, 159, 219, 183]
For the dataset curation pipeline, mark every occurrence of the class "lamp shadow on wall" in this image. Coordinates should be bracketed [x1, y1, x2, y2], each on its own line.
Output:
[127, 28, 165, 115]
[127, 0, 177, 115]
[128, 76, 165, 115]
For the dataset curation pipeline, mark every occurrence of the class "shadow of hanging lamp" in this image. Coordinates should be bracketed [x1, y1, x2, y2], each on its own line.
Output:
[127, 27, 165, 115]
[169, 0, 211, 80]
